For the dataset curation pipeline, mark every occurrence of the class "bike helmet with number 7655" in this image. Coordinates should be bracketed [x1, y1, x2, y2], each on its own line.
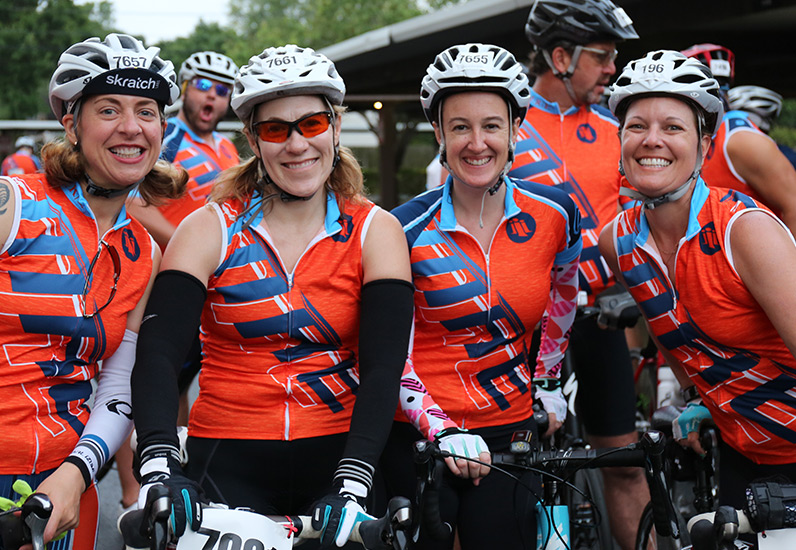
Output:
[420, 43, 531, 124]
[49, 33, 179, 123]
[231, 45, 345, 123]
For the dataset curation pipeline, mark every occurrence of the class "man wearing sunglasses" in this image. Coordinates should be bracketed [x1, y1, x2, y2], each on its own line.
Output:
[507, 2, 648, 550]
[122, 50, 240, 515]
[128, 51, 240, 251]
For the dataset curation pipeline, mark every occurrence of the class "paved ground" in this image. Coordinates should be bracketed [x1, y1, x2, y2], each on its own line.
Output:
[97, 461, 126, 549]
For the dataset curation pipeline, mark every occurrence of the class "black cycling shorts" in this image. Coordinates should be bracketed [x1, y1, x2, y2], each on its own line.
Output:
[568, 315, 637, 437]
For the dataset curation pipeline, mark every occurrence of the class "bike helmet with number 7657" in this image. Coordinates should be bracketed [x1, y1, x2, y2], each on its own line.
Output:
[49, 33, 179, 123]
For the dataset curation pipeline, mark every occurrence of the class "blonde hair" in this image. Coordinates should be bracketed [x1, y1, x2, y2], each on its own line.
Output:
[209, 104, 365, 212]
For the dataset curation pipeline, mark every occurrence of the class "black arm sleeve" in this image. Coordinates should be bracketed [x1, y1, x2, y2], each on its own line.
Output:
[342, 278, 414, 467]
[132, 270, 207, 451]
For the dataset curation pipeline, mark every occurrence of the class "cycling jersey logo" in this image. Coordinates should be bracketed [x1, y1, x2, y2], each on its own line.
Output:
[332, 214, 354, 242]
[698, 222, 721, 255]
[506, 212, 536, 243]
[121, 228, 141, 261]
[576, 123, 597, 144]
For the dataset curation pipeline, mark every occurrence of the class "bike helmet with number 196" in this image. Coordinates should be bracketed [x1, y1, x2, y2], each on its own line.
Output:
[49, 33, 179, 123]
[609, 50, 724, 209]
[231, 45, 345, 123]
[179, 51, 238, 86]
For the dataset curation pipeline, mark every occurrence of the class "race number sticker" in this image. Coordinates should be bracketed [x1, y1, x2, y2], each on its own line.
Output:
[112, 56, 148, 69]
[455, 50, 494, 66]
[266, 55, 299, 69]
[709, 59, 732, 79]
[613, 7, 634, 28]
[177, 508, 292, 550]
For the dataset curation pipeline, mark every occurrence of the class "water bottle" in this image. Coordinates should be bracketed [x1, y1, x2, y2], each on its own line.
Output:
[656, 365, 680, 408]
[537, 503, 570, 550]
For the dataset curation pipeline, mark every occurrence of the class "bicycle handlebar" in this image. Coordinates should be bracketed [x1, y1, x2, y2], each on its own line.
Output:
[0, 493, 53, 550]
[119, 491, 412, 550]
[413, 430, 680, 541]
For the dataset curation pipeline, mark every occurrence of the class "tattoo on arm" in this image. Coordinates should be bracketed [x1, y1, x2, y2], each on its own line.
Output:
[0, 182, 9, 215]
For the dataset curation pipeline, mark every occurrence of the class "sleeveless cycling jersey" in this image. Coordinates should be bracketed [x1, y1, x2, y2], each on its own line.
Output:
[509, 89, 622, 302]
[702, 110, 766, 202]
[158, 116, 239, 227]
[0, 174, 153, 474]
[392, 177, 581, 429]
[188, 191, 378, 441]
[611, 179, 796, 464]
[1, 151, 41, 176]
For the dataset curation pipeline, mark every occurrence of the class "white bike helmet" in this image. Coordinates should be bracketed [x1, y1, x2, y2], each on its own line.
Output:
[179, 51, 238, 86]
[420, 43, 530, 124]
[609, 50, 724, 136]
[609, 50, 724, 209]
[231, 45, 345, 123]
[728, 85, 783, 133]
[15, 136, 36, 149]
[49, 33, 179, 123]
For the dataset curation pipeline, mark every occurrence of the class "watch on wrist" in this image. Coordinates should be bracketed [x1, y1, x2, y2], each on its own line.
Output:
[681, 385, 700, 404]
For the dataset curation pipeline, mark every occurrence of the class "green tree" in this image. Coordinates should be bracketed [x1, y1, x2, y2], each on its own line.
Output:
[227, 0, 466, 56]
[156, 20, 245, 73]
[0, 0, 112, 120]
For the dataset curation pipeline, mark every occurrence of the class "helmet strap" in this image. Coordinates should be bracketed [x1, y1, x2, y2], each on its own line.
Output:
[618, 121, 706, 211]
[84, 175, 140, 199]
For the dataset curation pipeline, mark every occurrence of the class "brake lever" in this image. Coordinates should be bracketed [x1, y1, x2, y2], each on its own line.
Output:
[21, 494, 52, 550]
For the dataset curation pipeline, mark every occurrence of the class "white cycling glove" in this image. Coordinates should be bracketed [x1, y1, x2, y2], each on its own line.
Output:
[435, 429, 488, 460]
[535, 386, 568, 424]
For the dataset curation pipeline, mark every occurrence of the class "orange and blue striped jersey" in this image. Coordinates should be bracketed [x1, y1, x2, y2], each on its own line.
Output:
[0, 174, 154, 473]
[509, 89, 623, 302]
[702, 110, 765, 203]
[392, 177, 581, 429]
[1, 151, 41, 176]
[611, 179, 796, 464]
[158, 117, 239, 227]
[188, 192, 378, 441]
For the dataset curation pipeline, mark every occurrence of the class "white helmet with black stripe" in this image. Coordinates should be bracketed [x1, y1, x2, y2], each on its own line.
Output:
[49, 33, 179, 123]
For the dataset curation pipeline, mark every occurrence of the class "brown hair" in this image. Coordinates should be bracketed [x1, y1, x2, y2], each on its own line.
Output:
[41, 99, 187, 205]
[209, 104, 366, 212]
[41, 139, 187, 205]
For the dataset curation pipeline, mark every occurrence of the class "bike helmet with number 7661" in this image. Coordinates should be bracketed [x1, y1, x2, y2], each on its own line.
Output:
[49, 33, 179, 123]
[231, 45, 345, 123]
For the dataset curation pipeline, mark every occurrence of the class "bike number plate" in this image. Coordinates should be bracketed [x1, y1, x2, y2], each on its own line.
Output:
[177, 508, 292, 550]
[758, 528, 796, 550]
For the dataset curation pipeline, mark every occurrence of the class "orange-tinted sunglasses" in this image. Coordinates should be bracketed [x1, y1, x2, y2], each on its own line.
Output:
[253, 111, 333, 143]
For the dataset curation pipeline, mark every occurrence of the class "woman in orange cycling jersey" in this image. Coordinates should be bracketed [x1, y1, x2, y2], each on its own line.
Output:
[599, 50, 796, 508]
[131, 45, 413, 548]
[0, 33, 184, 548]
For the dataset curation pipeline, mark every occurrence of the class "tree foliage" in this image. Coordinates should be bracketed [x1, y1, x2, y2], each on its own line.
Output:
[0, 0, 112, 120]
[0, 0, 466, 120]
[227, 0, 465, 57]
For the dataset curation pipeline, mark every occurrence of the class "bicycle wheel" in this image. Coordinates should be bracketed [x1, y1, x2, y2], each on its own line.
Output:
[564, 467, 616, 550]
[635, 501, 688, 550]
